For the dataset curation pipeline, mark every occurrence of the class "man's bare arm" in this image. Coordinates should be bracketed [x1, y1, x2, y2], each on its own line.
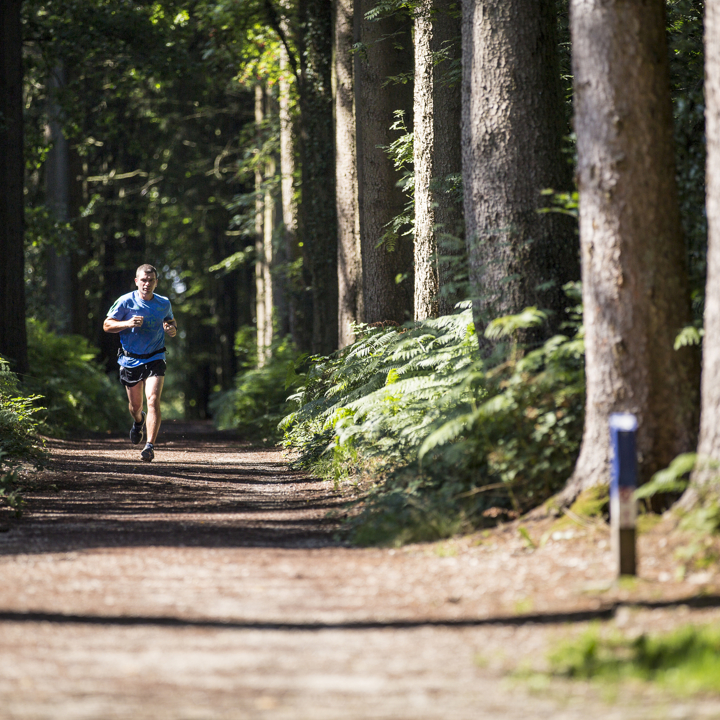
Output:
[103, 316, 143, 333]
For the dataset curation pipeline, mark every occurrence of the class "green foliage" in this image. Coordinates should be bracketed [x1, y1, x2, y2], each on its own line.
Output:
[23, 0, 267, 419]
[538, 188, 578, 219]
[380, 110, 415, 251]
[674, 325, 703, 350]
[24, 320, 127, 435]
[484, 307, 548, 341]
[679, 502, 720, 535]
[282, 293, 585, 545]
[0, 357, 45, 467]
[549, 622, 720, 695]
[568, 484, 609, 519]
[0, 357, 46, 516]
[0, 465, 26, 517]
[635, 453, 697, 500]
[667, 0, 706, 305]
[210, 336, 299, 438]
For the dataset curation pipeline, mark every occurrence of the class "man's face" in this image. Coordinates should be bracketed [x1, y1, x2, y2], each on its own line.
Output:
[135, 271, 158, 298]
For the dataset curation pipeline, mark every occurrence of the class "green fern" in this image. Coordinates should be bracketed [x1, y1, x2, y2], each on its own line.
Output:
[282, 293, 586, 545]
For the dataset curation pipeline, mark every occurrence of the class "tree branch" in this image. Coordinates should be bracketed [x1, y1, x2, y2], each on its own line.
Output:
[263, 0, 299, 84]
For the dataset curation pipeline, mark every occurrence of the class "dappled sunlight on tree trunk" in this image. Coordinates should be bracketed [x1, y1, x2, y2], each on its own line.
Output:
[566, 0, 699, 501]
[461, 0, 577, 349]
[685, 0, 720, 508]
[355, 0, 414, 325]
[413, 0, 462, 321]
[335, 0, 362, 348]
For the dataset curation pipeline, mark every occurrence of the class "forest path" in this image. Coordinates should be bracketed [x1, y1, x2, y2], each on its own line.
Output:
[1, 422, 720, 719]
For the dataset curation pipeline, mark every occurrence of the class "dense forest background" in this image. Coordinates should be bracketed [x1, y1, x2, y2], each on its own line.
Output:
[2, 0, 719, 542]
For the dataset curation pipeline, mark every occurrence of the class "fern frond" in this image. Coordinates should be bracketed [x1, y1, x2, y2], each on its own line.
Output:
[418, 412, 477, 460]
[484, 307, 548, 340]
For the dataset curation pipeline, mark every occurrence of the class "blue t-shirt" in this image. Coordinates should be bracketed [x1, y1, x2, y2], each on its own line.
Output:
[107, 291, 174, 368]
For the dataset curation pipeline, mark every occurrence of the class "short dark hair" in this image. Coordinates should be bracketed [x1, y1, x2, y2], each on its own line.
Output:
[135, 264, 158, 278]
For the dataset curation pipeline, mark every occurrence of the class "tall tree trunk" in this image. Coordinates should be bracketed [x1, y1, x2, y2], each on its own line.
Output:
[355, 0, 414, 324]
[211, 222, 240, 391]
[298, 0, 339, 354]
[254, 85, 271, 367]
[0, 0, 28, 374]
[335, 0, 362, 346]
[263, 147, 280, 354]
[69, 151, 91, 338]
[413, 0, 462, 320]
[279, 46, 296, 341]
[565, 0, 698, 498]
[46, 64, 74, 335]
[683, 0, 720, 507]
[461, 0, 577, 342]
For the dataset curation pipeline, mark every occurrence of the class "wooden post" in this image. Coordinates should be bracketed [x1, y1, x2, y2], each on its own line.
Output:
[610, 413, 638, 576]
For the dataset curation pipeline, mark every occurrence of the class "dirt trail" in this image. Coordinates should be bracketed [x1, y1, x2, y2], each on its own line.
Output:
[1, 422, 720, 719]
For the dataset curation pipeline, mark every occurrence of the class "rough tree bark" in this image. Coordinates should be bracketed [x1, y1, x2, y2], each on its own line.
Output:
[414, 0, 462, 320]
[565, 0, 698, 498]
[355, 0, 414, 324]
[683, 0, 720, 506]
[335, 0, 362, 346]
[0, 0, 28, 374]
[298, 0, 339, 354]
[46, 64, 74, 334]
[461, 0, 577, 342]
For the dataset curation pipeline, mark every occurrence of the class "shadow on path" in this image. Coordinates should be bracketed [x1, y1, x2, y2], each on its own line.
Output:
[3, 594, 720, 631]
[1, 421, 345, 554]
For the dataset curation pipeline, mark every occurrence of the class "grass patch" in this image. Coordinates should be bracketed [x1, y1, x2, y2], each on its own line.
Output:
[549, 622, 720, 695]
[570, 485, 609, 519]
[637, 513, 663, 535]
[542, 486, 609, 542]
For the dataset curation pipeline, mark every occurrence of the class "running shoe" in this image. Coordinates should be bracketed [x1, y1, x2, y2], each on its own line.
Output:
[141, 443, 154, 462]
[130, 411, 146, 445]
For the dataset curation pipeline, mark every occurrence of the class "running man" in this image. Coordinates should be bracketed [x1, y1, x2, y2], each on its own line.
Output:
[103, 264, 177, 462]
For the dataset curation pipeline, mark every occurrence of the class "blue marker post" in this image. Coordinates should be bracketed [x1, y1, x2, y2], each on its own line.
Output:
[610, 413, 638, 576]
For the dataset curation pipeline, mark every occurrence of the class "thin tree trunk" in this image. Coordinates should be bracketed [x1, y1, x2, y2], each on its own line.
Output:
[683, 0, 720, 507]
[565, 0, 698, 499]
[255, 85, 270, 367]
[355, 0, 414, 324]
[279, 46, 296, 340]
[335, 0, 362, 347]
[0, 0, 28, 374]
[212, 224, 240, 390]
[414, 0, 462, 320]
[46, 64, 74, 335]
[263, 151, 277, 356]
[298, 0, 339, 354]
[461, 0, 577, 343]
[69, 151, 91, 338]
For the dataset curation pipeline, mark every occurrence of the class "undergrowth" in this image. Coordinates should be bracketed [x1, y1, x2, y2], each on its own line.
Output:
[210, 336, 299, 439]
[0, 356, 45, 516]
[24, 319, 128, 435]
[549, 622, 720, 695]
[281, 286, 585, 546]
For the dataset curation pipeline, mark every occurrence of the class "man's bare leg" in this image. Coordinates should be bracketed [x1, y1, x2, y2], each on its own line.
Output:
[125, 381, 145, 423]
[144, 375, 165, 444]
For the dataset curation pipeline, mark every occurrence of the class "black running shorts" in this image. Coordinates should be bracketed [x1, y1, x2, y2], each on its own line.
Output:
[119, 359, 167, 387]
